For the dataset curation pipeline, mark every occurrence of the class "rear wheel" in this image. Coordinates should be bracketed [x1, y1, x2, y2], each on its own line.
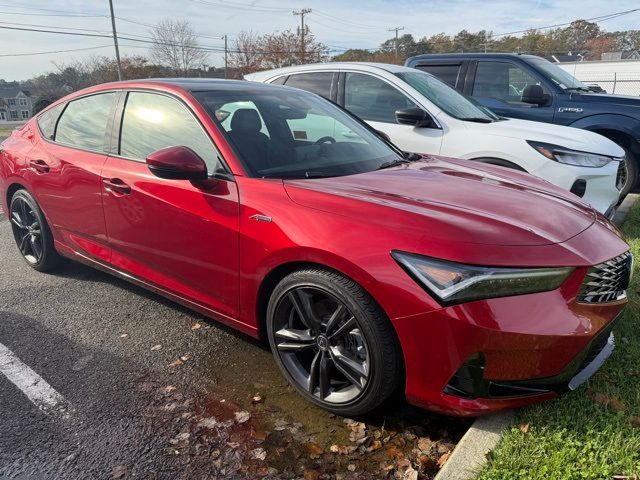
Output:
[266, 268, 402, 416]
[9, 189, 63, 272]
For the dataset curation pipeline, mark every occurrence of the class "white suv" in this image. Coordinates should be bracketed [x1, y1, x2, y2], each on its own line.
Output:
[246, 63, 625, 217]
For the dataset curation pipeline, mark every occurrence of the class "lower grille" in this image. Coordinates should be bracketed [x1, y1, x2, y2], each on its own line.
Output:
[578, 251, 632, 303]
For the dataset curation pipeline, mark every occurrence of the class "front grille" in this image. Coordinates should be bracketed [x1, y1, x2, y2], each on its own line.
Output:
[578, 251, 632, 303]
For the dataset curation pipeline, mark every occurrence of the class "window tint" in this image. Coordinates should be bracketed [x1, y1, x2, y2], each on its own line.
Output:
[415, 64, 461, 87]
[344, 73, 417, 123]
[55, 93, 115, 151]
[473, 61, 548, 104]
[37, 103, 65, 140]
[284, 73, 333, 99]
[120, 92, 222, 172]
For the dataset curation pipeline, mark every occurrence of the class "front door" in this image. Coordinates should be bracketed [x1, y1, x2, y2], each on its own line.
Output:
[341, 72, 444, 155]
[101, 91, 240, 320]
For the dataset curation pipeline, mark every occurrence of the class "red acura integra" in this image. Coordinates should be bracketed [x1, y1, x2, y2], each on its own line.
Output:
[0, 80, 631, 416]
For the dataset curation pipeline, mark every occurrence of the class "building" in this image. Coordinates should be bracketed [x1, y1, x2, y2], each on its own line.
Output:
[0, 88, 33, 123]
[602, 50, 640, 61]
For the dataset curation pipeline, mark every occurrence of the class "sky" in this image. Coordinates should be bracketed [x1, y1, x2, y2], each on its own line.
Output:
[0, 0, 638, 81]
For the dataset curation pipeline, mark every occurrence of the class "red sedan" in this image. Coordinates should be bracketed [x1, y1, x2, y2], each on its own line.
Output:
[0, 79, 630, 416]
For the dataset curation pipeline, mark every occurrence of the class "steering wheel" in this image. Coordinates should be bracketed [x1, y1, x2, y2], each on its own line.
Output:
[314, 136, 336, 145]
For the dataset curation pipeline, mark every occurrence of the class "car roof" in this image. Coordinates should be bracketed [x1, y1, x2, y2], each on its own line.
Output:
[94, 78, 284, 92]
[246, 62, 417, 80]
[407, 53, 542, 62]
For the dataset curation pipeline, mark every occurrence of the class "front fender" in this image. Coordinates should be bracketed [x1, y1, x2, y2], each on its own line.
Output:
[569, 114, 640, 143]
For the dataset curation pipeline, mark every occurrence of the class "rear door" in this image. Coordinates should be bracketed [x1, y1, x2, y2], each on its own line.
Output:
[340, 71, 443, 155]
[28, 92, 117, 262]
[101, 90, 240, 320]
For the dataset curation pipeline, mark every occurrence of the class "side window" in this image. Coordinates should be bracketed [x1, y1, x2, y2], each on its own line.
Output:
[37, 103, 65, 140]
[55, 93, 115, 151]
[284, 73, 334, 99]
[120, 92, 222, 173]
[415, 64, 461, 87]
[473, 61, 548, 104]
[270, 76, 288, 85]
[344, 72, 417, 123]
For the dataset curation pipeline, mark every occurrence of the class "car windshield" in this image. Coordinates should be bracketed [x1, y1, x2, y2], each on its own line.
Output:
[395, 71, 499, 122]
[526, 58, 587, 90]
[195, 88, 403, 179]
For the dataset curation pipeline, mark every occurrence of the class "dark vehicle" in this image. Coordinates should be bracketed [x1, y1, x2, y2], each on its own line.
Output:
[405, 53, 640, 195]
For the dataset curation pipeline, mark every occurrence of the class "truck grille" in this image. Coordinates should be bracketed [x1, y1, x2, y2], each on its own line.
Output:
[578, 251, 632, 303]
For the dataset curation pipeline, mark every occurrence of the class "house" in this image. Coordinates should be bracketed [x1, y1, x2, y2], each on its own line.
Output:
[0, 88, 33, 123]
[601, 50, 640, 61]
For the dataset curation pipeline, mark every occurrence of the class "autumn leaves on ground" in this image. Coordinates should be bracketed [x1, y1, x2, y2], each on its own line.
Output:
[480, 201, 640, 480]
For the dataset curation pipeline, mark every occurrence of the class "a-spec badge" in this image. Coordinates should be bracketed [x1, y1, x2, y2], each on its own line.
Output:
[558, 107, 584, 113]
[249, 214, 272, 223]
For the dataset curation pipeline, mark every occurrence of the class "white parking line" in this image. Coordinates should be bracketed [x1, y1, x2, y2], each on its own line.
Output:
[0, 341, 70, 418]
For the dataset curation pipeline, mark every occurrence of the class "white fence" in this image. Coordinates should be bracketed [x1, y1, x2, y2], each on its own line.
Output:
[558, 60, 640, 96]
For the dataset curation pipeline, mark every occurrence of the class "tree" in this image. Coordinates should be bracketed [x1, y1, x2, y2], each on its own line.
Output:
[586, 36, 617, 60]
[559, 20, 601, 52]
[261, 29, 328, 68]
[229, 31, 264, 78]
[149, 19, 209, 75]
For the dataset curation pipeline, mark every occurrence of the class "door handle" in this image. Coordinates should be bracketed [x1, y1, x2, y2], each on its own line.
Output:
[102, 178, 131, 195]
[29, 159, 50, 173]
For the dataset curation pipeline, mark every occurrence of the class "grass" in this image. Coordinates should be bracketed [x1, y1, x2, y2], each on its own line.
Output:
[479, 200, 640, 480]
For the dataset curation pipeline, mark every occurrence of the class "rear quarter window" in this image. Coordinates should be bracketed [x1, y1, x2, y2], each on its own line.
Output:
[37, 103, 65, 141]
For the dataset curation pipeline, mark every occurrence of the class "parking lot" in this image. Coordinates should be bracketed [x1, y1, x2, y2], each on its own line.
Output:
[0, 216, 469, 479]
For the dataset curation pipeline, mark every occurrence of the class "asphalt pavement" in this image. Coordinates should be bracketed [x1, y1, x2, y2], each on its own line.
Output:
[0, 215, 466, 479]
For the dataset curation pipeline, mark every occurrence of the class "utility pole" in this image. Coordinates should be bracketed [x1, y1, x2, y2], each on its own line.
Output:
[107, 0, 123, 81]
[294, 8, 312, 64]
[388, 26, 405, 60]
[223, 34, 228, 79]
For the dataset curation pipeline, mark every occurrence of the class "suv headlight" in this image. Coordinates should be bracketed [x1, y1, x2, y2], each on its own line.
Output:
[527, 140, 614, 167]
[391, 251, 573, 305]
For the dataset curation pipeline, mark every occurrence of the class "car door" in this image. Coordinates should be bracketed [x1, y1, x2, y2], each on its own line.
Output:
[100, 90, 240, 320]
[468, 60, 555, 122]
[28, 92, 117, 263]
[341, 72, 443, 155]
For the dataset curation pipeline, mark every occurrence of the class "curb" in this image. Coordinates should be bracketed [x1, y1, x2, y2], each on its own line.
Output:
[434, 412, 513, 480]
[435, 193, 638, 480]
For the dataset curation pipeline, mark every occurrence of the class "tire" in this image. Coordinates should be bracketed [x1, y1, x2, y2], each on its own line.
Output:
[617, 145, 638, 198]
[9, 189, 64, 272]
[266, 268, 403, 416]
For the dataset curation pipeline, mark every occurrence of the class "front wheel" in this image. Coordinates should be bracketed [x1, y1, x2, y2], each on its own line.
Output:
[9, 189, 63, 272]
[616, 145, 638, 198]
[266, 268, 403, 416]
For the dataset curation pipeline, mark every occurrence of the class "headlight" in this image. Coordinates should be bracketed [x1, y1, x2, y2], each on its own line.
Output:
[527, 140, 614, 167]
[391, 251, 573, 305]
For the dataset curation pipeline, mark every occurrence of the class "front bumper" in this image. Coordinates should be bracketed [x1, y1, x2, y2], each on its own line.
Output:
[392, 267, 627, 417]
[529, 160, 620, 217]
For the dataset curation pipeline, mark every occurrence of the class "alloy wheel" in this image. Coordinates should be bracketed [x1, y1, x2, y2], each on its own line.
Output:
[10, 197, 44, 265]
[272, 287, 370, 404]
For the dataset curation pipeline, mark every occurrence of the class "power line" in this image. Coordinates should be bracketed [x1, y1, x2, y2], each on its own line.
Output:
[0, 45, 114, 58]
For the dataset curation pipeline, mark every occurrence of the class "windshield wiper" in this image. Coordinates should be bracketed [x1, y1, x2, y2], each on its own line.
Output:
[377, 158, 411, 170]
[564, 87, 590, 92]
[404, 152, 424, 161]
[459, 117, 493, 123]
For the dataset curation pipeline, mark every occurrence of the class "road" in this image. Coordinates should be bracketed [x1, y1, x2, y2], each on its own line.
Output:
[0, 215, 468, 479]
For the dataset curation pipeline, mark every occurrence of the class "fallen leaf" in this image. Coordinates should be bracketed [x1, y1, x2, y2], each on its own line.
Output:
[120, 333, 128, 338]
[251, 428, 267, 441]
[438, 451, 450, 468]
[235, 411, 251, 423]
[329, 444, 340, 453]
[587, 388, 611, 407]
[169, 432, 190, 445]
[250, 447, 267, 461]
[163, 385, 177, 394]
[197, 417, 218, 429]
[307, 443, 323, 459]
[630, 416, 640, 428]
[519, 423, 530, 433]
[168, 359, 184, 368]
[403, 466, 419, 480]
[150, 344, 162, 351]
[111, 464, 127, 479]
[252, 395, 264, 404]
[226, 442, 240, 449]
[191, 323, 201, 330]
[304, 470, 321, 480]
[419, 454, 434, 470]
[180, 355, 190, 362]
[347, 464, 356, 472]
[368, 440, 382, 452]
[417, 436, 432, 452]
[610, 396, 626, 412]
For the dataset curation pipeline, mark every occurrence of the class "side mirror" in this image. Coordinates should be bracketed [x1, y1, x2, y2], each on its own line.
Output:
[521, 84, 547, 106]
[376, 129, 392, 142]
[146, 146, 208, 181]
[395, 107, 437, 128]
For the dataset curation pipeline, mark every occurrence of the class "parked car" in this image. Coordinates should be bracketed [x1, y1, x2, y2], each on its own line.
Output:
[404, 53, 640, 195]
[0, 79, 630, 416]
[246, 63, 625, 217]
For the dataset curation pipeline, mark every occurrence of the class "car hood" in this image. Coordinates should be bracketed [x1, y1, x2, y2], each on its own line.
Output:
[284, 156, 596, 247]
[472, 118, 624, 157]
[575, 92, 640, 109]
